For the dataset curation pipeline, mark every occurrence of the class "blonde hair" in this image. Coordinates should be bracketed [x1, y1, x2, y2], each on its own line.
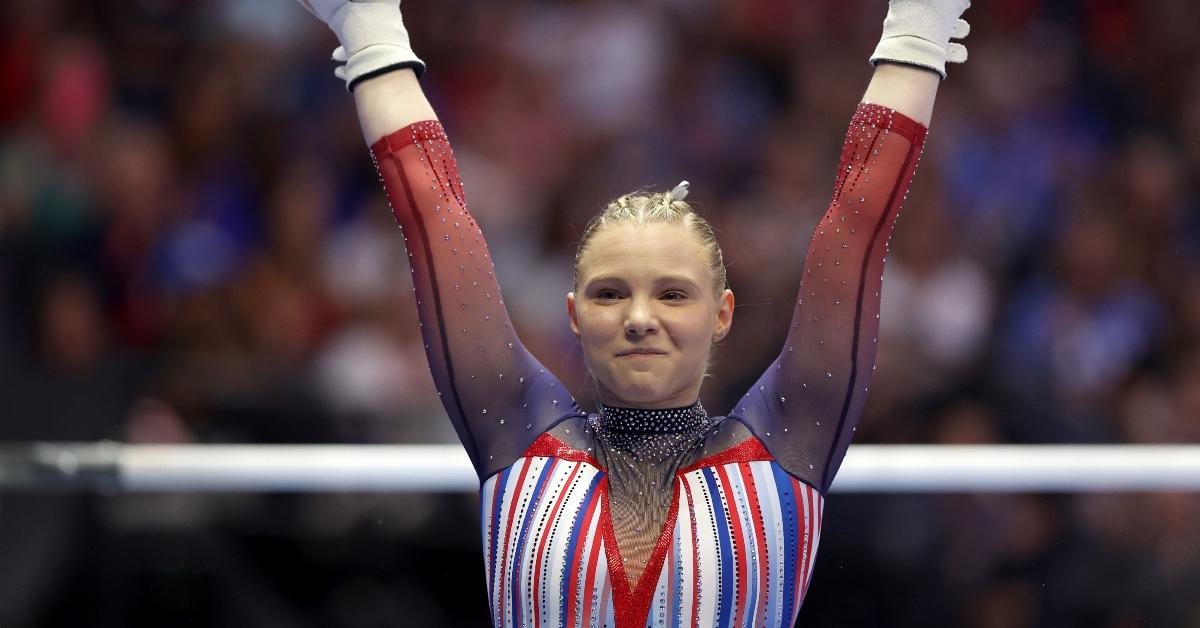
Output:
[573, 184, 728, 298]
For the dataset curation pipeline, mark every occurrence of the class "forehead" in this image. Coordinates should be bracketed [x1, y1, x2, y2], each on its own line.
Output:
[578, 222, 712, 284]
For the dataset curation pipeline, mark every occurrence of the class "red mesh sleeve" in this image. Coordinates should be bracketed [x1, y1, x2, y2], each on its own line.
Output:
[729, 103, 928, 492]
[371, 121, 583, 480]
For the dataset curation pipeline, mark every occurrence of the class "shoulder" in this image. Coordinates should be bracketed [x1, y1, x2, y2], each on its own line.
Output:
[681, 416, 772, 471]
[698, 416, 756, 457]
[542, 414, 597, 453]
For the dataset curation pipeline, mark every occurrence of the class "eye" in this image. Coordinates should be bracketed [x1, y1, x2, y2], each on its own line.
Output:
[595, 289, 622, 301]
[661, 290, 688, 302]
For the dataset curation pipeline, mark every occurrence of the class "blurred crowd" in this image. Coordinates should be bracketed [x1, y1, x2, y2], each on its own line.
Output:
[2, 0, 1199, 626]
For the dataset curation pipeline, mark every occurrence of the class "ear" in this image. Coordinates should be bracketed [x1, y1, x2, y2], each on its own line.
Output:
[712, 289, 734, 342]
[567, 291, 581, 338]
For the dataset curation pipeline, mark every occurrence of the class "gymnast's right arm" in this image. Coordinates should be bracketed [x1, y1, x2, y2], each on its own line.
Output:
[298, 0, 583, 479]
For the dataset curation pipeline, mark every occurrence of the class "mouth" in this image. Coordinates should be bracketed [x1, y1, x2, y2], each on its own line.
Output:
[616, 349, 668, 358]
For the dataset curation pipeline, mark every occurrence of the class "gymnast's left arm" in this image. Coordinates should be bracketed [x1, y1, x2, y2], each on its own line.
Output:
[729, 0, 971, 493]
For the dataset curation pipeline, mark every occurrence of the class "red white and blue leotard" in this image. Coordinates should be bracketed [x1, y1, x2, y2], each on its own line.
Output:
[369, 103, 927, 627]
[480, 421, 825, 628]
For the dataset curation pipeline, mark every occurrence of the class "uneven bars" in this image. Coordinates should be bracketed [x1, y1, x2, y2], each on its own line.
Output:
[1, 443, 1198, 492]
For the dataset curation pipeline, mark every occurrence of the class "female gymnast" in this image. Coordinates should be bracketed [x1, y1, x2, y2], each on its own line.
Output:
[299, 0, 970, 625]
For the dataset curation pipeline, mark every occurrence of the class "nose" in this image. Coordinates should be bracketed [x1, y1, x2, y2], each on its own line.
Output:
[624, 296, 658, 337]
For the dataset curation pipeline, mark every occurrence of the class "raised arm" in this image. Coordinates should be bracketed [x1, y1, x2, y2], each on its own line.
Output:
[353, 69, 435, 145]
[862, 63, 940, 126]
[730, 0, 971, 492]
[301, 1, 582, 479]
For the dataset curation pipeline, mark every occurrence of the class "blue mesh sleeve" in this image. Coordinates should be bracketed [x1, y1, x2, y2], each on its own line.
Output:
[370, 121, 583, 480]
[729, 103, 928, 493]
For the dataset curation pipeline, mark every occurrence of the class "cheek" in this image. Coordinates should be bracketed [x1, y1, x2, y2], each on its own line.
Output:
[667, 310, 717, 348]
[576, 307, 621, 346]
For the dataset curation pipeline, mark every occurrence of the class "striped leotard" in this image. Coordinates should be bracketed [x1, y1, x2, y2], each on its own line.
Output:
[369, 103, 927, 626]
[482, 412, 824, 627]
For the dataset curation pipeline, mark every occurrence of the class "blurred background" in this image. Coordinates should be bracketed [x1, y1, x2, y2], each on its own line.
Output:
[2, 0, 1199, 625]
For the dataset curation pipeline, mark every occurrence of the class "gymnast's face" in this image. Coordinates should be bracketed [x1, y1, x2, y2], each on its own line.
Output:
[568, 222, 734, 409]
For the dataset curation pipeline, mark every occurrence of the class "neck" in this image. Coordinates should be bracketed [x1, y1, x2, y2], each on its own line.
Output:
[596, 401, 708, 434]
[591, 401, 712, 470]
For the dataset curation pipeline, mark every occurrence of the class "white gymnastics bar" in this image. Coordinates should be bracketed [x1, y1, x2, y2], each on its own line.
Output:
[1, 443, 1199, 493]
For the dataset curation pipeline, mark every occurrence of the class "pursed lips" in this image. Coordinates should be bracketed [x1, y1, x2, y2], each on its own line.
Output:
[616, 348, 667, 357]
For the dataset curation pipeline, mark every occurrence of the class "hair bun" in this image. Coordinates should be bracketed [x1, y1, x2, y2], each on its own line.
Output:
[669, 180, 690, 202]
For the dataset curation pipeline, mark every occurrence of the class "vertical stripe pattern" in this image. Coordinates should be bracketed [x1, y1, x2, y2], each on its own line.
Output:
[480, 436, 824, 627]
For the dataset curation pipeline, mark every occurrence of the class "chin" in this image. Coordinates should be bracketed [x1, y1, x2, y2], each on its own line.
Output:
[615, 387, 666, 406]
[606, 374, 689, 407]
[606, 380, 657, 404]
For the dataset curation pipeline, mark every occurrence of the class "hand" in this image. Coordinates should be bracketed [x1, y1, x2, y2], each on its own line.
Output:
[297, 0, 425, 90]
[869, 0, 971, 79]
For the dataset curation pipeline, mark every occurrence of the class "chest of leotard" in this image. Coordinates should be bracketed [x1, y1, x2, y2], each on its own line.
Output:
[479, 431, 824, 628]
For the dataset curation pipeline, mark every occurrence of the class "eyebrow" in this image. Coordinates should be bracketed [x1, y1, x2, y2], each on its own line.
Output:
[584, 274, 704, 289]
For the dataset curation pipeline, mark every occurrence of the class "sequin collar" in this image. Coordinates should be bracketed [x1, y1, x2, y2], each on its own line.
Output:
[595, 401, 709, 435]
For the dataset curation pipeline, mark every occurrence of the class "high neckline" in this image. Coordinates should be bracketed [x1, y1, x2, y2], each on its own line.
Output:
[596, 401, 709, 435]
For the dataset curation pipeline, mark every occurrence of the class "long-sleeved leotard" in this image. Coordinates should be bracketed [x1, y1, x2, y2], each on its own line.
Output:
[371, 103, 926, 627]
[370, 123, 586, 480]
[732, 103, 927, 493]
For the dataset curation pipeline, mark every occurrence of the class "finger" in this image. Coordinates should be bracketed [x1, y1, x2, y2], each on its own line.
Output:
[332, 45, 348, 62]
[334, 65, 347, 81]
[952, 19, 970, 40]
[947, 43, 968, 64]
